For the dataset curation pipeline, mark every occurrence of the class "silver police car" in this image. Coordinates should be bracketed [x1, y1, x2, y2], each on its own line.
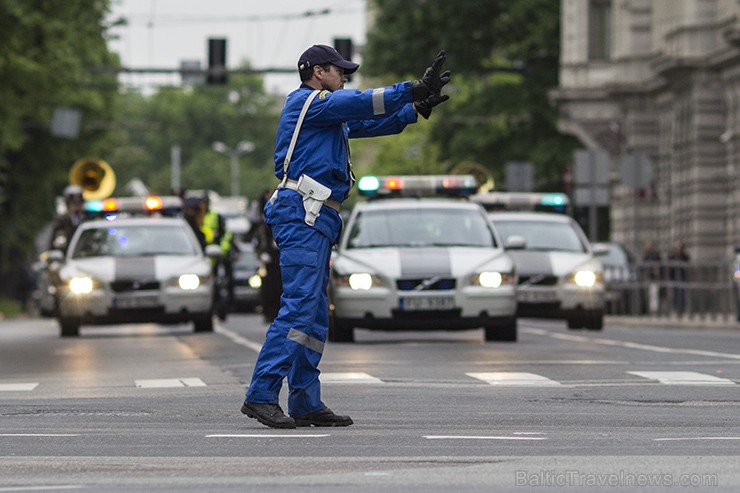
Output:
[52, 196, 218, 337]
[329, 176, 518, 343]
[489, 211, 606, 330]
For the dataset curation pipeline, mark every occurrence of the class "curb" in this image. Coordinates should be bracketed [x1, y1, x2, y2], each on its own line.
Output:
[606, 315, 739, 331]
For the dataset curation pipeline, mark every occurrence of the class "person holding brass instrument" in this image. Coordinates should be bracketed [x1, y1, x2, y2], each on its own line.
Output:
[49, 185, 85, 253]
[240, 44, 451, 429]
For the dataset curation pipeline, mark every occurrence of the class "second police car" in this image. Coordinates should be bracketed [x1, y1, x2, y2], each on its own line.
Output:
[328, 175, 518, 343]
[48, 196, 220, 337]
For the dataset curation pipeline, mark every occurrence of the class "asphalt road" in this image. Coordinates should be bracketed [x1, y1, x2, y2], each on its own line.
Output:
[0, 314, 738, 492]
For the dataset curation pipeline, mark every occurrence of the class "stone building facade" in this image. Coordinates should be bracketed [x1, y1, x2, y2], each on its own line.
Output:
[551, 0, 740, 261]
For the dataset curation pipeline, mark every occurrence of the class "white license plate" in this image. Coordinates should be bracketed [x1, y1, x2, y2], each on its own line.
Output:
[517, 290, 559, 303]
[399, 296, 455, 311]
[113, 295, 161, 309]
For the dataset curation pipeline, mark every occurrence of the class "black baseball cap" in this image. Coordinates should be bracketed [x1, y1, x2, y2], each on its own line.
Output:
[297, 44, 359, 74]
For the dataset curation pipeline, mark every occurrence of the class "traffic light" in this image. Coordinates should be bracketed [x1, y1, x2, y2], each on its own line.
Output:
[333, 38, 354, 82]
[207, 38, 227, 85]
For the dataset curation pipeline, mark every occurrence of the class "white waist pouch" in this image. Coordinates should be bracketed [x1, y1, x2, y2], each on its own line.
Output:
[296, 174, 331, 226]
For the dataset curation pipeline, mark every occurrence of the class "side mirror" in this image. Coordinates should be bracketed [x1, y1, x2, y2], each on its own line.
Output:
[592, 244, 610, 257]
[505, 235, 526, 250]
[45, 250, 65, 264]
[205, 244, 222, 258]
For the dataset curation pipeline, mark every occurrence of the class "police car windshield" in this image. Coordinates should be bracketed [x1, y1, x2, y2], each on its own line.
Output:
[71, 224, 200, 259]
[492, 220, 587, 253]
[346, 208, 496, 249]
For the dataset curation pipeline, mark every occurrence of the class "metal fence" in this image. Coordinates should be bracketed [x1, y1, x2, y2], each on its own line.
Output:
[602, 260, 739, 323]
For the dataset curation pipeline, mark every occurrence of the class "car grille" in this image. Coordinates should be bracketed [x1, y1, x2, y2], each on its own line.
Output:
[396, 278, 456, 291]
[518, 275, 558, 286]
[110, 280, 160, 292]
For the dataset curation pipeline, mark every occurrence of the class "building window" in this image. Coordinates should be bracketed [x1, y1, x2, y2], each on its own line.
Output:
[588, 0, 612, 60]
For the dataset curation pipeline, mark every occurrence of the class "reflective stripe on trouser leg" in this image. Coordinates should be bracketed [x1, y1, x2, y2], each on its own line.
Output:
[288, 272, 330, 417]
[245, 220, 331, 412]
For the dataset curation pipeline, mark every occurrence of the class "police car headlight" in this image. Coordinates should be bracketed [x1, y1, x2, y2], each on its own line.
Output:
[471, 272, 515, 288]
[335, 273, 381, 290]
[568, 270, 601, 287]
[248, 274, 262, 289]
[69, 276, 94, 294]
[178, 274, 201, 290]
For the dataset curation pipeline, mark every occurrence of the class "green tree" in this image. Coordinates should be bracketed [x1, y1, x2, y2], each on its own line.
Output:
[362, 0, 578, 189]
[0, 0, 119, 299]
[110, 68, 280, 201]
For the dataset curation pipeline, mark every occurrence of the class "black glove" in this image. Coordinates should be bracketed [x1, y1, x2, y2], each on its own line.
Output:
[414, 93, 450, 119]
[412, 51, 450, 101]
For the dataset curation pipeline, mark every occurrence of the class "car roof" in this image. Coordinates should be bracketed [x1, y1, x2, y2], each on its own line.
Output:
[354, 198, 483, 212]
[488, 211, 573, 223]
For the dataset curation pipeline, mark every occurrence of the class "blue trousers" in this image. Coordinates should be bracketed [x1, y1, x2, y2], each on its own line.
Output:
[245, 219, 332, 417]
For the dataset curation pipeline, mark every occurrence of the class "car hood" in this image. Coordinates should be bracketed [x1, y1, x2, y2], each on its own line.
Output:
[60, 255, 211, 282]
[507, 250, 601, 277]
[334, 247, 512, 278]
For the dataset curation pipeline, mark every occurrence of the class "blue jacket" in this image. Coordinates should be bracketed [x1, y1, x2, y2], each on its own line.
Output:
[267, 81, 418, 243]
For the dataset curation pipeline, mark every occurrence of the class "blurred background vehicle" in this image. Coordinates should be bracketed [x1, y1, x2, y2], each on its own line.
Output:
[230, 242, 262, 313]
[593, 242, 639, 315]
[490, 211, 607, 330]
[48, 196, 219, 337]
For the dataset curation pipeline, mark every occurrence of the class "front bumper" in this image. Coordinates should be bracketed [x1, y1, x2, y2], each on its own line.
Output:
[57, 285, 213, 324]
[515, 283, 605, 318]
[331, 284, 517, 330]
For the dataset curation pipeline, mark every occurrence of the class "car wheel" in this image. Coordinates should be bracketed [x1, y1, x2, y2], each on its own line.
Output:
[328, 316, 354, 343]
[584, 309, 604, 330]
[484, 317, 517, 342]
[566, 316, 583, 330]
[193, 314, 214, 332]
[59, 317, 80, 337]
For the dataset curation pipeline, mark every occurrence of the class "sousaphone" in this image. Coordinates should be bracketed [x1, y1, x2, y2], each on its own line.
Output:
[69, 158, 116, 200]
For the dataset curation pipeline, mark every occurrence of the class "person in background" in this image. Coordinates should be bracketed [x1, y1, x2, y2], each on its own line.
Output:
[668, 240, 690, 316]
[49, 185, 86, 253]
[183, 196, 207, 251]
[240, 44, 451, 429]
[247, 189, 282, 323]
[641, 239, 662, 314]
[200, 195, 238, 320]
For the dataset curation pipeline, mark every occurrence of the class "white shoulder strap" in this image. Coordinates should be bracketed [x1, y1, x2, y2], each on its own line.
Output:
[281, 90, 320, 185]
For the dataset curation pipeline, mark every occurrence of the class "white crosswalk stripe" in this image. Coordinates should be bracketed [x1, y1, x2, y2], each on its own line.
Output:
[466, 372, 561, 387]
[321, 372, 384, 384]
[135, 378, 207, 388]
[627, 371, 735, 385]
[0, 383, 39, 391]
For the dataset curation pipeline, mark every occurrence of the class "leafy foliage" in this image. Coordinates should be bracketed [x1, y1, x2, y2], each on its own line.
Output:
[0, 0, 119, 296]
[110, 70, 281, 200]
[360, 0, 578, 189]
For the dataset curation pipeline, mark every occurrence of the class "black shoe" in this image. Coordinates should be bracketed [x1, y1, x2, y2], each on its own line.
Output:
[241, 401, 296, 429]
[293, 407, 353, 427]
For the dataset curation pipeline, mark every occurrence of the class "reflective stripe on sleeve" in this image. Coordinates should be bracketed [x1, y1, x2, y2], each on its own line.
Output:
[372, 88, 385, 115]
[287, 328, 325, 354]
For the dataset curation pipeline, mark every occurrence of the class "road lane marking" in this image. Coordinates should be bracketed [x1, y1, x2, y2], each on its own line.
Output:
[466, 372, 561, 386]
[0, 383, 39, 392]
[628, 371, 735, 385]
[321, 372, 383, 384]
[0, 434, 80, 437]
[653, 437, 740, 441]
[135, 378, 206, 388]
[0, 487, 85, 492]
[206, 434, 330, 438]
[215, 324, 263, 352]
[424, 435, 547, 440]
[523, 328, 740, 360]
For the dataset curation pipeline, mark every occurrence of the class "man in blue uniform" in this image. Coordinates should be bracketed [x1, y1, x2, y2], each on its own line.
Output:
[241, 44, 451, 428]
